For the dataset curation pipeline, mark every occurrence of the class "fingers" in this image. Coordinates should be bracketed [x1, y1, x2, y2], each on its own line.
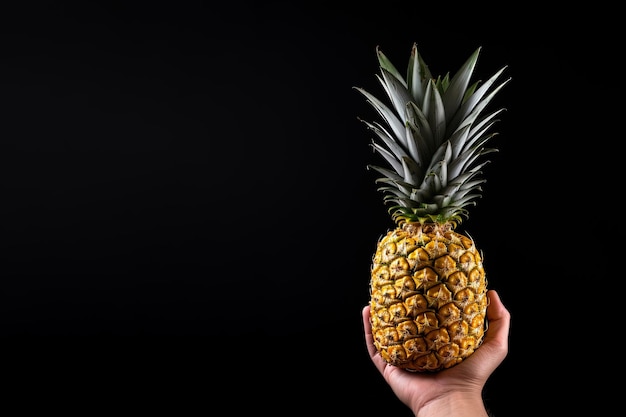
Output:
[485, 289, 511, 350]
[362, 305, 388, 374]
[475, 290, 510, 369]
[362, 305, 377, 358]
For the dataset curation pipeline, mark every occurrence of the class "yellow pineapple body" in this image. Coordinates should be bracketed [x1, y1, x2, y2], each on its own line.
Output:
[369, 222, 488, 372]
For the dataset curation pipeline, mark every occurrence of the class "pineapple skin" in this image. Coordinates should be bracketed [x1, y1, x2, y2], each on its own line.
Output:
[369, 221, 488, 372]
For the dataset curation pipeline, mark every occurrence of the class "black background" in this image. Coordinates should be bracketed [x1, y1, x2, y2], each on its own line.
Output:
[0, 2, 614, 415]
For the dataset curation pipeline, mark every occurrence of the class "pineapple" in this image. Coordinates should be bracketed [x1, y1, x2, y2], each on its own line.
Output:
[356, 43, 509, 372]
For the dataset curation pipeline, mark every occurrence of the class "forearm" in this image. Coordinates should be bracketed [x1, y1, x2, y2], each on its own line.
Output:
[413, 392, 489, 417]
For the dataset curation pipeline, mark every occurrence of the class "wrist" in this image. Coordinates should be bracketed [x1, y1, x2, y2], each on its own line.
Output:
[414, 391, 489, 417]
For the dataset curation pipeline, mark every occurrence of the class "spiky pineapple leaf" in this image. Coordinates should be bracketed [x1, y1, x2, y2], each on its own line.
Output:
[356, 43, 508, 225]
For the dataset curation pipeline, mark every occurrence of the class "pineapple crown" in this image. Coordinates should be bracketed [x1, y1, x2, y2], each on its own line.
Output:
[355, 43, 510, 227]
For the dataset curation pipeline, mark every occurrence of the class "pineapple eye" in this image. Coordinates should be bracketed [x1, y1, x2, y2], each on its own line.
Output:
[397, 237, 418, 255]
[388, 303, 408, 322]
[403, 296, 427, 320]
[454, 288, 475, 305]
[426, 283, 452, 308]
[415, 312, 438, 333]
[403, 337, 428, 356]
[459, 235, 475, 249]
[397, 320, 418, 338]
[380, 285, 397, 303]
[394, 276, 416, 298]
[458, 251, 478, 265]
[424, 240, 448, 258]
[437, 343, 460, 359]
[389, 257, 410, 279]
[413, 266, 439, 288]
[384, 345, 407, 363]
[468, 267, 484, 284]
[381, 242, 399, 263]
[382, 327, 400, 344]
[426, 328, 450, 347]
[448, 320, 469, 338]
[371, 265, 391, 284]
[434, 255, 457, 277]
[469, 314, 485, 330]
[459, 336, 478, 351]
[464, 302, 480, 315]
[412, 248, 431, 263]
[446, 271, 468, 293]
[437, 302, 461, 325]
[413, 353, 439, 371]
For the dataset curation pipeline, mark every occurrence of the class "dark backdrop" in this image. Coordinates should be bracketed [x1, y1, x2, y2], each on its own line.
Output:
[0, 2, 611, 415]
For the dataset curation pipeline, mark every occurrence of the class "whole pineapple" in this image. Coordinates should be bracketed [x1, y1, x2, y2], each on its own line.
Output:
[356, 43, 509, 372]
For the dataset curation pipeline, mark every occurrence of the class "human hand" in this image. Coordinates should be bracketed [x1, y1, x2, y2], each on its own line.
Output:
[362, 289, 510, 417]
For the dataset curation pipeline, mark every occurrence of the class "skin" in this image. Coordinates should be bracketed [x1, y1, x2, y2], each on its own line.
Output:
[362, 290, 511, 417]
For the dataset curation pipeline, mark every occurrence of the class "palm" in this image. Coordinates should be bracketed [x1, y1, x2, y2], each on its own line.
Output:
[362, 290, 510, 411]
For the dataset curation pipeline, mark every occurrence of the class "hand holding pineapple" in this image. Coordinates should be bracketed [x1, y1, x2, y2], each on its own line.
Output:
[356, 43, 510, 372]
[362, 289, 510, 417]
